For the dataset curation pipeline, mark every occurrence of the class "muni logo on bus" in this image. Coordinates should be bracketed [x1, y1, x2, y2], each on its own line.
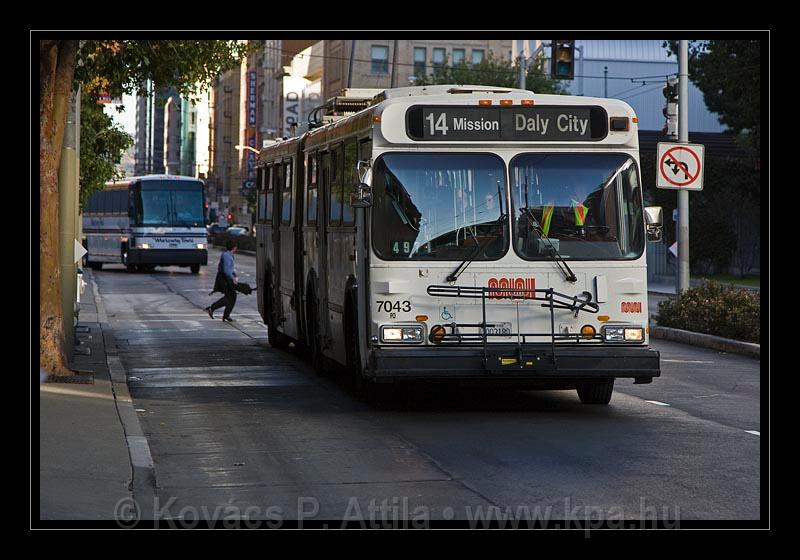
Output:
[487, 277, 536, 299]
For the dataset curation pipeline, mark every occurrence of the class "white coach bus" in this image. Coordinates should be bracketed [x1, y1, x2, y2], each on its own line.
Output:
[82, 175, 208, 273]
[256, 85, 663, 404]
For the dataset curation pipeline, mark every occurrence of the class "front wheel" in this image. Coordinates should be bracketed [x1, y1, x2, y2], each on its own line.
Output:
[190, 264, 200, 274]
[576, 380, 615, 405]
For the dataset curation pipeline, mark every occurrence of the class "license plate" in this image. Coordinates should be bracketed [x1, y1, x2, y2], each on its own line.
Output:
[480, 322, 513, 336]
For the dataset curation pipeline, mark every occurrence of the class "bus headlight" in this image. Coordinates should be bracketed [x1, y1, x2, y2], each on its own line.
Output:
[602, 326, 644, 343]
[197, 243, 207, 249]
[381, 325, 423, 343]
[139, 243, 151, 249]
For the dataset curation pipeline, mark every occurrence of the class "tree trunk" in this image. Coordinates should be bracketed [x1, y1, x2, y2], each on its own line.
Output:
[40, 40, 77, 377]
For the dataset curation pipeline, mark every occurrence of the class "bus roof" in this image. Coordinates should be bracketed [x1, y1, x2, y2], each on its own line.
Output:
[104, 175, 204, 188]
[258, 85, 640, 155]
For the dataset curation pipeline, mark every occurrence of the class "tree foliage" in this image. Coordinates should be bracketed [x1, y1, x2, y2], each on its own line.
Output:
[74, 40, 253, 99]
[79, 97, 134, 209]
[665, 40, 761, 149]
[415, 52, 566, 94]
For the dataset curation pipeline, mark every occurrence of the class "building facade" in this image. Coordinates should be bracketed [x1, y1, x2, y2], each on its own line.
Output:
[321, 39, 511, 101]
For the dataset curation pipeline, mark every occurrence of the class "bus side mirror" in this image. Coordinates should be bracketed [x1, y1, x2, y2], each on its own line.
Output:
[644, 206, 663, 242]
[350, 183, 372, 208]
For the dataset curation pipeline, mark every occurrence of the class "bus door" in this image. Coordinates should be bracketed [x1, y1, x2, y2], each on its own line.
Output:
[318, 150, 332, 349]
[278, 158, 297, 338]
[325, 144, 348, 363]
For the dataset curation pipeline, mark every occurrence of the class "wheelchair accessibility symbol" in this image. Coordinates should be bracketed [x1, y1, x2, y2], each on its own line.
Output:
[441, 307, 453, 321]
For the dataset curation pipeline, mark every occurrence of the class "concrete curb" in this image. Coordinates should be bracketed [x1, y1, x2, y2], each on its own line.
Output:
[650, 325, 760, 358]
[90, 273, 158, 521]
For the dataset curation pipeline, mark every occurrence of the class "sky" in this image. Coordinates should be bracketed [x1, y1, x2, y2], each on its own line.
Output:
[103, 93, 137, 136]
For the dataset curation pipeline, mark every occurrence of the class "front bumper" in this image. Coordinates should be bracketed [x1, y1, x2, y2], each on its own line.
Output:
[128, 248, 208, 266]
[367, 344, 660, 383]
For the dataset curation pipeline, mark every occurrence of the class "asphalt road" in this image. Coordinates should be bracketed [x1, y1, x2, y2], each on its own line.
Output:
[91, 247, 761, 525]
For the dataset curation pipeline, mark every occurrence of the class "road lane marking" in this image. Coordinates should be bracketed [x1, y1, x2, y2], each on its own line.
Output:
[745, 430, 760, 436]
[662, 359, 714, 364]
[645, 400, 671, 406]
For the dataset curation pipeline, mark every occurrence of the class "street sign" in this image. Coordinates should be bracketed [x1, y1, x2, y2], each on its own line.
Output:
[74, 239, 87, 263]
[656, 142, 705, 190]
[669, 242, 678, 258]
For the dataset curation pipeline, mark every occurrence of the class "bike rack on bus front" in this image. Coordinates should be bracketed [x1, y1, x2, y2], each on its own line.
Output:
[426, 284, 600, 372]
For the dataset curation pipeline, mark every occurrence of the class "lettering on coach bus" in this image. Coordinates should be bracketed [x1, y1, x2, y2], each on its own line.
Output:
[488, 277, 536, 299]
[407, 105, 608, 141]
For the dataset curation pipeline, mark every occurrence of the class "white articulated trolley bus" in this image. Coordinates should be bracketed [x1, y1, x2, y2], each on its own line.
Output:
[256, 85, 663, 403]
[82, 175, 208, 273]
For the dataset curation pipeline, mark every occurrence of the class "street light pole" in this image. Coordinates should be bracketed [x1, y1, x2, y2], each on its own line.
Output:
[677, 40, 690, 293]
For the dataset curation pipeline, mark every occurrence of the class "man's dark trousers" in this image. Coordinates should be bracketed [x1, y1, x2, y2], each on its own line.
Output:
[210, 273, 237, 319]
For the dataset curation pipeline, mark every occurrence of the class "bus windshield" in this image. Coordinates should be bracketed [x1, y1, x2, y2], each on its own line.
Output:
[135, 181, 205, 227]
[510, 153, 644, 260]
[372, 153, 508, 260]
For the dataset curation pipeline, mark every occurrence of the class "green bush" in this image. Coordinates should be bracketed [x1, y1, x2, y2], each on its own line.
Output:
[212, 231, 256, 252]
[656, 281, 760, 343]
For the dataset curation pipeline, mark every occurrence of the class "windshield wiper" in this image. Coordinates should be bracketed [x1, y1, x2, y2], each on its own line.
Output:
[523, 175, 577, 283]
[446, 213, 507, 282]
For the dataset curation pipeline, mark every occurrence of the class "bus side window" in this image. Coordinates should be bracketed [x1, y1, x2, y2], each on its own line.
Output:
[329, 145, 343, 227]
[264, 165, 275, 225]
[307, 153, 318, 225]
[281, 160, 292, 224]
[100, 192, 110, 215]
[257, 166, 267, 224]
[342, 140, 357, 225]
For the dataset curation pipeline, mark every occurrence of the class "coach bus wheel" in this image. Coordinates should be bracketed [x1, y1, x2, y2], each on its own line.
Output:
[576, 380, 615, 405]
[306, 294, 324, 375]
[266, 287, 290, 350]
[90, 262, 103, 271]
[125, 263, 137, 273]
[346, 301, 387, 404]
[190, 264, 200, 274]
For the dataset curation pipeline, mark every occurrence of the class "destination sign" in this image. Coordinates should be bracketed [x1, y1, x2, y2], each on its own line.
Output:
[406, 105, 608, 141]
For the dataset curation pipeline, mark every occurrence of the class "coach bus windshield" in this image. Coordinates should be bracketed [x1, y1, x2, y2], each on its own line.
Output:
[510, 153, 644, 260]
[372, 153, 508, 261]
[134, 181, 205, 227]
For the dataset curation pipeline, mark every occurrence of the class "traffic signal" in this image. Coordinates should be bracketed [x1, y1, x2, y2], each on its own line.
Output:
[662, 78, 678, 138]
[550, 40, 575, 80]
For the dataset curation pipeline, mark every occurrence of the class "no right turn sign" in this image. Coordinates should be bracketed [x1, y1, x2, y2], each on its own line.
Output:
[657, 142, 705, 190]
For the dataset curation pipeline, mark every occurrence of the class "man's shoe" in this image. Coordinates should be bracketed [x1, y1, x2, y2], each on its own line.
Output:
[222, 316, 234, 323]
[205, 307, 214, 319]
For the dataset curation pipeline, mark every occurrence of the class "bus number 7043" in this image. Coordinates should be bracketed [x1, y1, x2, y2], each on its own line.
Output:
[377, 300, 411, 313]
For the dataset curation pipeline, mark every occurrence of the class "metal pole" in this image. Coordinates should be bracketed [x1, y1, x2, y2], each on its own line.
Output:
[677, 40, 690, 293]
[576, 45, 584, 95]
[518, 50, 526, 90]
[347, 40, 356, 89]
[604, 66, 608, 97]
[59, 87, 80, 357]
[390, 40, 398, 88]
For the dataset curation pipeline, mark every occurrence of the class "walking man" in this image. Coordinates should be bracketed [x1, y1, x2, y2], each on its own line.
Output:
[205, 240, 238, 322]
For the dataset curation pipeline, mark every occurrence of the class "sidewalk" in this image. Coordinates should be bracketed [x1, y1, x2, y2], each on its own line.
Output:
[39, 270, 133, 521]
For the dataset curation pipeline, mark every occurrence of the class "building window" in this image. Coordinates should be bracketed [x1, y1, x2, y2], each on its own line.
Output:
[413, 47, 426, 77]
[472, 49, 485, 65]
[452, 48, 465, 66]
[371, 45, 389, 75]
[432, 48, 446, 75]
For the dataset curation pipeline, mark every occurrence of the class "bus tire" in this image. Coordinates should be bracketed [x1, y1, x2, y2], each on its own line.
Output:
[126, 263, 137, 273]
[89, 262, 103, 271]
[576, 380, 614, 405]
[190, 264, 200, 274]
[305, 286, 324, 374]
[266, 276, 290, 350]
[346, 297, 387, 403]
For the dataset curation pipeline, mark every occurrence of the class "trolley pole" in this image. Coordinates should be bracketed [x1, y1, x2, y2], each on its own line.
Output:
[677, 40, 690, 293]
